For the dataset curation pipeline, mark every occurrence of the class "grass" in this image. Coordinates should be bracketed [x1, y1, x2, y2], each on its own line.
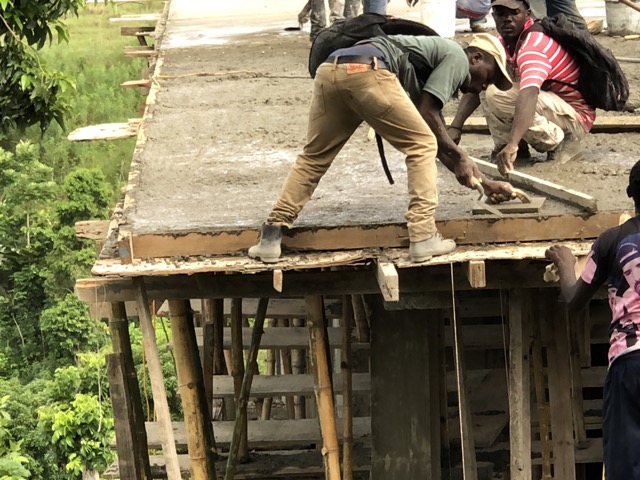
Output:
[19, 1, 164, 195]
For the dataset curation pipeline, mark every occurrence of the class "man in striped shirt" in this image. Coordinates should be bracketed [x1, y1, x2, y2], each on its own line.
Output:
[448, 0, 595, 175]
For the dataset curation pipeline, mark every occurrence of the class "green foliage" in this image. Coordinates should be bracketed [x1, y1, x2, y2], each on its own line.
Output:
[0, 395, 30, 480]
[57, 168, 110, 226]
[38, 393, 114, 478]
[0, 0, 86, 133]
[40, 295, 108, 365]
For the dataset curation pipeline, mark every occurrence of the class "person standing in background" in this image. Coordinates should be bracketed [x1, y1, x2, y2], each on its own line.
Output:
[456, 0, 492, 32]
[529, 0, 588, 29]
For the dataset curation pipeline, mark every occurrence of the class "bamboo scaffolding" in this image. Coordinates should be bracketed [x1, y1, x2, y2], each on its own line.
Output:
[261, 318, 277, 421]
[224, 298, 270, 480]
[230, 298, 247, 460]
[169, 300, 217, 480]
[306, 295, 341, 480]
[291, 318, 307, 419]
[351, 295, 370, 342]
[202, 299, 215, 415]
[278, 318, 296, 419]
[133, 278, 182, 480]
[532, 315, 552, 480]
[341, 296, 354, 480]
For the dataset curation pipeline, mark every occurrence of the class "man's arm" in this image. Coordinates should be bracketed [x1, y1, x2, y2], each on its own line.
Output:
[545, 245, 602, 314]
[448, 93, 481, 145]
[496, 86, 539, 175]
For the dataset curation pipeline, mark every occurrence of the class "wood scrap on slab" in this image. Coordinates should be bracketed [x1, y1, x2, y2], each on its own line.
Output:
[473, 196, 545, 215]
[448, 115, 640, 133]
[68, 119, 141, 142]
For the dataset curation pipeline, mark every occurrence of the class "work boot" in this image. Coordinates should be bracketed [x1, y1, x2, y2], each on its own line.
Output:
[409, 232, 457, 263]
[248, 224, 283, 263]
[546, 133, 583, 164]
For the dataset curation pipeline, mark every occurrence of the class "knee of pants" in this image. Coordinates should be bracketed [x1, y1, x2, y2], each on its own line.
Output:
[484, 86, 516, 115]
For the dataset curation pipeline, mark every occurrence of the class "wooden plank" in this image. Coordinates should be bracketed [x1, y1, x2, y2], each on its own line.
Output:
[125, 211, 618, 259]
[370, 300, 435, 480]
[109, 13, 161, 23]
[124, 46, 157, 58]
[120, 26, 156, 36]
[508, 289, 532, 480]
[465, 260, 486, 288]
[447, 114, 640, 133]
[376, 262, 399, 302]
[473, 158, 598, 212]
[68, 119, 141, 142]
[75, 220, 110, 240]
[121, 79, 152, 89]
[472, 196, 545, 215]
[545, 299, 576, 480]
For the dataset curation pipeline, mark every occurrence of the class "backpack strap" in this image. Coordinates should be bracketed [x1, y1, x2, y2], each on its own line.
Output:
[386, 37, 433, 82]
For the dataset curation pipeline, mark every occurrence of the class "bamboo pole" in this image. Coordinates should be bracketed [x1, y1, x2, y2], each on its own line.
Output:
[169, 300, 217, 480]
[351, 295, 370, 342]
[211, 299, 228, 421]
[291, 318, 307, 419]
[341, 296, 354, 480]
[278, 318, 296, 419]
[306, 295, 341, 480]
[224, 298, 270, 480]
[133, 278, 182, 480]
[202, 299, 215, 416]
[620, 0, 640, 14]
[261, 318, 277, 421]
[229, 298, 247, 460]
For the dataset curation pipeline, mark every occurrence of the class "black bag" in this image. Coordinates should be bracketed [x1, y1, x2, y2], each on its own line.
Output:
[308, 13, 439, 79]
[525, 14, 629, 111]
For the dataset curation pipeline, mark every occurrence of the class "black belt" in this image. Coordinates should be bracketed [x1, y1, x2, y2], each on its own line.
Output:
[324, 55, 388, 69]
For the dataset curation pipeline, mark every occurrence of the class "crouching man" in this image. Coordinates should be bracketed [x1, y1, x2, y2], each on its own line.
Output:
[249, 33, 515, 264]
[448, 0, 595, 175]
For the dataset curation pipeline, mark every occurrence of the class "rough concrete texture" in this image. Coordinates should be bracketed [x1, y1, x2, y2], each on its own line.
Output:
[126, 0, 640, 236]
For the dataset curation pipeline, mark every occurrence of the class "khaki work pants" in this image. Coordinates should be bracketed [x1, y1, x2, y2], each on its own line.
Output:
[267, 62, 439, 242]
[482, 84, 589, 152]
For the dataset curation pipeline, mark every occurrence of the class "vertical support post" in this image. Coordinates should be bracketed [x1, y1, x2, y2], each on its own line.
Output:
[428, 312, 443, 480]
[292, 318, 307, 419]
[370, 296, 435, 480]
[168, 300, 217, 480]
[224, 298, 269, 480]
[531, 308, 552, 480]
[569, 311, 588, 449]
[261, 318, 277, 421]
[341, 296, 354, 480]
[508, 289, 532, 480]
[202, 299, 215, 415]
[306, 295, 341, 480]
[278, 318, 296, 419]
[109, 302, 152, 480]
[133, 277, 182, 480]
[230, 298, 248, 462]
[545, 294, 576, 480]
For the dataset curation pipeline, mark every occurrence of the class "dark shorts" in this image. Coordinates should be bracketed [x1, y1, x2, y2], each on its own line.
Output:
[603, 349, 640, 480]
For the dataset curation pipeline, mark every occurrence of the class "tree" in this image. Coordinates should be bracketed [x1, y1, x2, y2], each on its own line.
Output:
[0, 0, 85, 133]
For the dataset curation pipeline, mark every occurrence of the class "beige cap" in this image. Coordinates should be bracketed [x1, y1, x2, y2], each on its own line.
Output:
[468, 33, 513, 91]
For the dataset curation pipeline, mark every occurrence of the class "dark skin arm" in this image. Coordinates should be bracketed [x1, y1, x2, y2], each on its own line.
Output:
[417, 91, 514, 198]
[496, 86, 539, 176]
[545, 245, 602, 314]
[447, 92, 481, 145]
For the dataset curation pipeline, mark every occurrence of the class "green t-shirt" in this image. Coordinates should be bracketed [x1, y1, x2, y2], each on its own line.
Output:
[369, 35, 470, 106]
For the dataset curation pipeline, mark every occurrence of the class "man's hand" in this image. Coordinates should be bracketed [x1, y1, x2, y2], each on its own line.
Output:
[496, 143, 519, 176]
[447, 127, 462, 145]
[454, 156, 477, 188]
[406, 0, 419, 6]
[482, 179, 515, 204]
[545, 245, 577, 271]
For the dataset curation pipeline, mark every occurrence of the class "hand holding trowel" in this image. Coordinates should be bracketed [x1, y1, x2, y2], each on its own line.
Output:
[470, 177, 532, 217]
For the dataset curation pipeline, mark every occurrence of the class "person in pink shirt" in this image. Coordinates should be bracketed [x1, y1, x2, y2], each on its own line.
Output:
[546, 160, 640, 480]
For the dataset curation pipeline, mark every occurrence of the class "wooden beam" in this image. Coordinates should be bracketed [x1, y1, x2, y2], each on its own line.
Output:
[67, 119, 141, 142]
[133, 278, 182, 480]
[342, 297, 355, 480]
[375, 262, 399, 302]
[508, 289, 532, 480]
[472, 196, 545, 215]
[124, 46, 157, 58]
[229, 298, 247, 460]
[109, 13, 161, 23]
[473, 158, 598, 212]
[121, 79, 152, 89]
[273, 269, 283, 293]
[124, 211, 618, 259]
[75, 220, 110, 240]
[465, 260, 486, 288]
[120, 26, 156, 36]
[447, 115, 640, 133]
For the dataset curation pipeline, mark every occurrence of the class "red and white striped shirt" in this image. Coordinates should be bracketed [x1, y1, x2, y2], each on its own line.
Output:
[499, 18, 595, 131]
